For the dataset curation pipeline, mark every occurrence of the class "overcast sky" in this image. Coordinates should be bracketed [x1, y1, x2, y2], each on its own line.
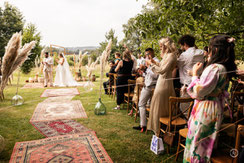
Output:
[0, 0, 148, 47]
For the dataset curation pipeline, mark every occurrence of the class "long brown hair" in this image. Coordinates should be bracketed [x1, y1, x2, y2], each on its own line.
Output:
[207, 35, 237, 79]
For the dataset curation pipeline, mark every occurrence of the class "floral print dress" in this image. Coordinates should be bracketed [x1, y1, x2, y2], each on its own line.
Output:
[183, 64, 229, 163]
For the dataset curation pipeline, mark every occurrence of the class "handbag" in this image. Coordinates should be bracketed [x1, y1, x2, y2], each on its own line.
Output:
[150, 135, 164, 155]
[163, 125, 176, 146]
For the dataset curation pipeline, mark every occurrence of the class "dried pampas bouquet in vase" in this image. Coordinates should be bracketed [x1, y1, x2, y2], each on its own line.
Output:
[0, 32, 36, 100]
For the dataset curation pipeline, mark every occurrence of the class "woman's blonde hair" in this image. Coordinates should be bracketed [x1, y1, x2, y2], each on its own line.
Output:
[123, 50, 132, 61]
[159, 37, 177, 54]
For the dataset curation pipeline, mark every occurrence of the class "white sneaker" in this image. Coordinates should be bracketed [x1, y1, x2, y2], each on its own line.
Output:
[113, 107, 120, 110]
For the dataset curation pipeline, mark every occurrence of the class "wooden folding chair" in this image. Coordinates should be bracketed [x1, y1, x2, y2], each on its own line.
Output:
[230, 91, 244, 121]
[124, 79, 136, 112]
[131, 83, 143, 122]
[211, 124, 244, 163]
[159, 96, 194, 153]
[112, 74, 118, 100]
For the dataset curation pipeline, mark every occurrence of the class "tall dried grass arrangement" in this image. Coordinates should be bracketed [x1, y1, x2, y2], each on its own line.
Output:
[99, 39, 112, 98]
[0, 32, 36, 100]
[86, 56, 100, 79]
[39, 48, 45, 73]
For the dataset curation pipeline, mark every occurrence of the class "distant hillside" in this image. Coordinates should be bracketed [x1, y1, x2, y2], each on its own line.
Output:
[65, 46, 98, 54]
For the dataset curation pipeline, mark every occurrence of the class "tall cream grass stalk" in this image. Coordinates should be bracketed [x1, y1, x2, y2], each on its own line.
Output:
[0, 32, 36, 100]
[39, 48, 45, 73]
[86, 56, 100, 79]
[99, 39, 112, 98]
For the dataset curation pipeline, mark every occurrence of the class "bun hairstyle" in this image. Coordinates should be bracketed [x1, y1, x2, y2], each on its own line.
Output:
[159, 37, 177, 54]
[123, 50, 132, 61]
[207, 35, 237, 79]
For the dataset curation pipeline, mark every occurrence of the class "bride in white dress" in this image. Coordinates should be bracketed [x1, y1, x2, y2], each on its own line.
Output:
[54, 53, 80, 87]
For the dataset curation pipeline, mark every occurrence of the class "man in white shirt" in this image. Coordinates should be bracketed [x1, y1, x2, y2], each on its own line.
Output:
[136, 53, 145, 69]
[177, 35, 204, 116]
[133, 48, 160, 132]
[43, 52, 53, 87]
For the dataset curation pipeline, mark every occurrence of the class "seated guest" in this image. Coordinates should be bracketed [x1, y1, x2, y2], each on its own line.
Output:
[132, 48, 160, 132]
[114, 52, 121, 66]
[177, 35, 204, 117]
[103, 60, 116, 94]
[136, 53, 145, 69]
[114, 50, 134, 110]
[146, 37, 177, 135]
[183, 35, 237, 163]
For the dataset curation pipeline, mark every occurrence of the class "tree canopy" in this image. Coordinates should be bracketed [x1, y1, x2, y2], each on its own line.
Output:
[21, 23, 42, 74]
[123, 0, 244, 60]
[0, 2, 24, 58]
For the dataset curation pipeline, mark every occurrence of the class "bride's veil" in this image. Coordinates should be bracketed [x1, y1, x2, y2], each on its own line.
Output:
[61, 53, 78, 85]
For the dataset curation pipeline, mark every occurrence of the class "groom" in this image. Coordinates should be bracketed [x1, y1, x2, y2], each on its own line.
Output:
[43, 52, 53, 87]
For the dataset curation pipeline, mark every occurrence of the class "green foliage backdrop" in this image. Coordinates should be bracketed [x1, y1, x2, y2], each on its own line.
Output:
[0, 2, 24, 58]
[123, 0, 244, 60]
[21, 23, 42, 74]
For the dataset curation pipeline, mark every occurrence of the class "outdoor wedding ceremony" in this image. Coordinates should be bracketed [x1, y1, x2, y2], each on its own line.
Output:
[0, 0, 243, 162]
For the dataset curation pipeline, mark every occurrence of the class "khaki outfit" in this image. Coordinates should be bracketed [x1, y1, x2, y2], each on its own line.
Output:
[147, 53, 176, 135]
[43, 57, 53, 86]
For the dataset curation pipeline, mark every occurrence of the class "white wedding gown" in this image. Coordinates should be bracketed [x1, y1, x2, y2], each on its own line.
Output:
[54, 55, 80, 87]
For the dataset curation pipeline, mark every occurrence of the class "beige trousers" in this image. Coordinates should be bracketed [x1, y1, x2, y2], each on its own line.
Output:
[44, 70, 53, 86]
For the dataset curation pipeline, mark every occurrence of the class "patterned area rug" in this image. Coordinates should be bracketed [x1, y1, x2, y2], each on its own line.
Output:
[30, 101, 87, 122]
[10, 132, 113, 163]
[43, 96, 74, 103]
[31, 119, 92, 137]
[22, 83, 44, 88]
[41, 88, 80, 97]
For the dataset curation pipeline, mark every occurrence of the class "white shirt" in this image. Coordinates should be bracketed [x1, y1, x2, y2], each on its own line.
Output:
[144, 57, 160, 87]
[131, 55, 137, 72]
[43, 57, 53, 72]
[137, 58, 145, 68]
[177, 47, 204, 85]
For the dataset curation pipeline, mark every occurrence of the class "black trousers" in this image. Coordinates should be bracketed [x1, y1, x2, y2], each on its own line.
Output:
[116, 76, 130, 105]
[103, 80, 110, 94]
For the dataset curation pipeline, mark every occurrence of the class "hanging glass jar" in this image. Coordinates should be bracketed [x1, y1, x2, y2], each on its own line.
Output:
[11, 95, 24, 106]
[94, 98, 106, 115]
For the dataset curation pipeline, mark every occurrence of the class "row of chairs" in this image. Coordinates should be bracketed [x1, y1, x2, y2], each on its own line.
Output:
[106, 73, 244, 162]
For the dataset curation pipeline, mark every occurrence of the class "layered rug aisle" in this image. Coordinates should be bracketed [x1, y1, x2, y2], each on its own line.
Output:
[10, 132, 113, 162]
[10, 88, 113, 163]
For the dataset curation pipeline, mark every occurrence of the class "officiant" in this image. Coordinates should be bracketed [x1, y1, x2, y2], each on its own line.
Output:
[43, 52, 53, 87]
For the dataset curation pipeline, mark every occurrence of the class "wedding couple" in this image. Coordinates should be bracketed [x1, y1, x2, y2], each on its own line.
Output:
[43, 52, 80, 87]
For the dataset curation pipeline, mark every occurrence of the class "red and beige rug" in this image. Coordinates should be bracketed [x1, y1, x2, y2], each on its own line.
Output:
[10, 131, 113, 163]
[31, 119, 92, 137]
[41, 88, 80, 97]
[30, 101, 87, 122]
[22, 83, 44, 89]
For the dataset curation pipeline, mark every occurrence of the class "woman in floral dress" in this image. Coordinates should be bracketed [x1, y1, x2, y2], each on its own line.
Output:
[183, 35, 237, 163]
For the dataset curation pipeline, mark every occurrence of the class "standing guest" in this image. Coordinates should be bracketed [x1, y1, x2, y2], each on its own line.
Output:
[123, 44, 137, 73]
[177, 35, 204, 116]
[146, 37, 177, 135]
[114, 50, 133, 110]
[183, 35, 237, 163]
[131, 53, 138, 73]
[43, 52, 53, 87]
[103, 60, 116, 94]
[132, 48, 160, 132]
[136, 53, 145, 69]
[114, 52, 121, 66]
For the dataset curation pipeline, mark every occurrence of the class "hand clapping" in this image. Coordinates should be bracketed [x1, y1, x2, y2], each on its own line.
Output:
[193, 62, 203, 76]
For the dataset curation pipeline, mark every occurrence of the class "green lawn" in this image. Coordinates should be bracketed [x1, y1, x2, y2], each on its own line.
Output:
[0, 68, 181, 163]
